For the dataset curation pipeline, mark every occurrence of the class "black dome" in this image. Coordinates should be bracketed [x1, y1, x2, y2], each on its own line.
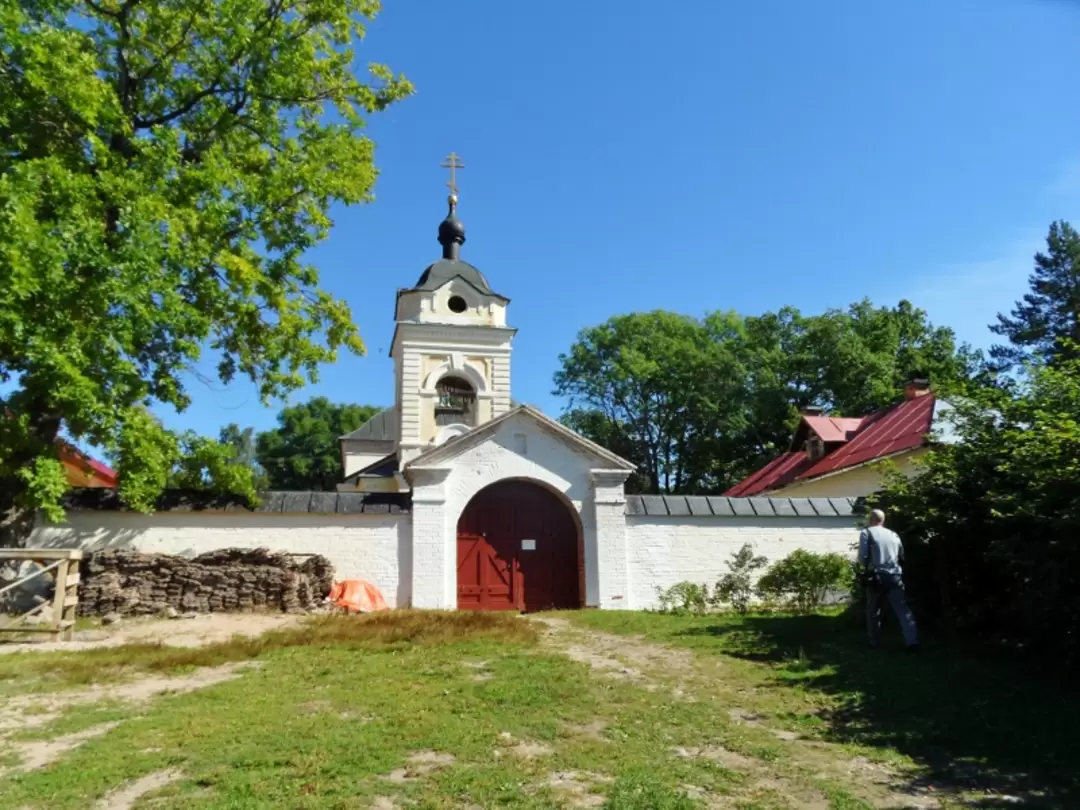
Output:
[437, 195, 466, 259]
[438, 212, 466, 246]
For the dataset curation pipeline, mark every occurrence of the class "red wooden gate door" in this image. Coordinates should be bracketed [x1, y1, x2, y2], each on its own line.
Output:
[456, 532, 517, 611]
[457, 480, 580, 612]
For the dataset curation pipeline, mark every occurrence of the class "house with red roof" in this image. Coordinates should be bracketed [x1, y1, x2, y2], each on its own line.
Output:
[725, 379, 955, 499]
[57, 442, 117, 489]
[2, 408, 117, 489]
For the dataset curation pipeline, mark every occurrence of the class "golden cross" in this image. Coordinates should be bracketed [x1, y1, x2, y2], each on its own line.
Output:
[440, 152, 465, 196]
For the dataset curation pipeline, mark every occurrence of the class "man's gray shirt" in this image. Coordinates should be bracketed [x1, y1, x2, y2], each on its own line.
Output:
[858, 526, 904, 574]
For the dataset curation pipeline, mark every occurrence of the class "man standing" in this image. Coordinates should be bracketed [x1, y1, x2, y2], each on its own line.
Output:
[858, 509, 920, 651]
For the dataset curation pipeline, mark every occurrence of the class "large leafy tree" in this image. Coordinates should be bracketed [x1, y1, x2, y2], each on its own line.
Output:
[553, 311, 738, 494]
[876, 349, 1080, 664]
[555, 300, 978, 494]
[991, 220, 1080, 372]
[256, 397, 380, 491]
[0, 0, 412, 518]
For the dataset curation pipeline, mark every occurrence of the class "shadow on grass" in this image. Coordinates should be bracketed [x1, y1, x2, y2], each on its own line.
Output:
[681, 609, 1077, 808]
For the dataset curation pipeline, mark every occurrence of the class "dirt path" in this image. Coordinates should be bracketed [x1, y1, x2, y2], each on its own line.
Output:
[533, 616, 943, 810]
[0, 612, 304, 656]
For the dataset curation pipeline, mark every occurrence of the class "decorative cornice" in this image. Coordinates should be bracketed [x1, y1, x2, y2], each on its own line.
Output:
[390, 322, 517, 356]
[404, 465, 453, 489]
[591, 469, 632, 486]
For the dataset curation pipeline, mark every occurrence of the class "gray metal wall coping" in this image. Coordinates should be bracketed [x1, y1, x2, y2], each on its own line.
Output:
[624, 494, 863, 518]
[62, 489, 861, 519]
[59, 488, 411, 515]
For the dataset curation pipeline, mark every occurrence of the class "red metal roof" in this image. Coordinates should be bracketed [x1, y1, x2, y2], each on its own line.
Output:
[1, 411, 118, 487]
[723, 394, 937, 496]
[802, 415, 864, 443]
[798, 394, 935, 480]
[724, 451, 813, 497]
[57, 442, 118, 487]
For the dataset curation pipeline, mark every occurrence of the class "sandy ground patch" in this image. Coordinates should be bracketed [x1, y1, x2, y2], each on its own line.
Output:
[561, 719, 608, 742]
[5, 721, 121, 773]
[384, 750, 456, 783]
[0, 662, 252, 742]
[533, 616, 699, 706]
[541, 770, 614, 808]
[0, 612, 303, 656]
[495, 731, 553, 759]
[93, 768, 183, 810]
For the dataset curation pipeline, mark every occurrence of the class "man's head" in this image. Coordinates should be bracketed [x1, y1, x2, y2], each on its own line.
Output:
[868, 509, 886, 526]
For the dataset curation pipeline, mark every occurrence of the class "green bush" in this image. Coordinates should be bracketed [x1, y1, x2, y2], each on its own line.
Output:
[756, 549, 854, 612]
[654, 581, 711, 615]
[875, 348, 1080, 665]
[712, 543, 769, 613]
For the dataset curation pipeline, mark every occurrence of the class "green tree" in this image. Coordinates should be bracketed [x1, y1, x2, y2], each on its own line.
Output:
[553, 311, 733, 493]
[168, 431, 261, 495]
[256, 397, 381, 491]
[559, 409, 649, 493]
[796, 299, 982, 414]
[108, 411, 261, 507]
[876, 347, 1080, 663]
[555, 300, 978, 494]
[0, 0, 412, 520]
[991, 220, 1080, 371]
[218, 424, 268, 490]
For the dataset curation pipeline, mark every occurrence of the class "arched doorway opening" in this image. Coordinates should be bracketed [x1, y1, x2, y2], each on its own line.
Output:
[456, 480, 582, 612]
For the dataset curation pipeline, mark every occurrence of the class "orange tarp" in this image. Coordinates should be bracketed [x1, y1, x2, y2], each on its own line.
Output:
[329, 580, 389, 613]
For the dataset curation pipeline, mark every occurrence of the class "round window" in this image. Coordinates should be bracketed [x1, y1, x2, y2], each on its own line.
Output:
[448, 295, 468, 314]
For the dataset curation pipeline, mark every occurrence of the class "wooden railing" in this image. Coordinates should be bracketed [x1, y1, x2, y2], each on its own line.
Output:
[0, 549, 82, 641]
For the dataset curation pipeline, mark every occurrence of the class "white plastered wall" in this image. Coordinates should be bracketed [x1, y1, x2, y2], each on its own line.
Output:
[30, 511, 413, 608]
[395, 278, 508, 327]
[342, 442, 396, 477]
[625, 515, 858, 610]
[407, 414, 629, 610]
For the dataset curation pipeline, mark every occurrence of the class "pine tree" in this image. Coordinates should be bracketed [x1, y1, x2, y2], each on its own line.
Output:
[991, 220, 1080, 371]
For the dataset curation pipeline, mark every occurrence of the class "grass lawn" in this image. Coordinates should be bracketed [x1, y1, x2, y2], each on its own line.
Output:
[0, 609, 1074, 809]
[566, 608, 1080, 809]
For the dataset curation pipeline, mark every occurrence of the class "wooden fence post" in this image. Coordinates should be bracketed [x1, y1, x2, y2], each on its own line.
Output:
[63, 563, 79, 641]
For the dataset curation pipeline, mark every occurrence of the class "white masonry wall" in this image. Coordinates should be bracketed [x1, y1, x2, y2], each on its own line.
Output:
[625, 514, 858, 610]
[30, 511, 412, 608]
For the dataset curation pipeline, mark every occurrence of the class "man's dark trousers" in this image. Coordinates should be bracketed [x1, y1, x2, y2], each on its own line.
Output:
[865, 570, 919, 648]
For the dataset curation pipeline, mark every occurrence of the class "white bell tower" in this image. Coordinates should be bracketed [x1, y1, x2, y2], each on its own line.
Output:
[390, 155, 515, 467]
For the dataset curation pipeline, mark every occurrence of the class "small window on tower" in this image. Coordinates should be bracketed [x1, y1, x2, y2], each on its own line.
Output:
[448, 295, 468, 314]
[435, 377, 476, 427]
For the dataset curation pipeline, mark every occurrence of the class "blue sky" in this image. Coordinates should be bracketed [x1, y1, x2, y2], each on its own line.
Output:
[157, 0, 1080, 437]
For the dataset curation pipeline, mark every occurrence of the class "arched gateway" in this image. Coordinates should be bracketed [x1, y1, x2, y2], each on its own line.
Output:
[456, 480, 582, 612]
